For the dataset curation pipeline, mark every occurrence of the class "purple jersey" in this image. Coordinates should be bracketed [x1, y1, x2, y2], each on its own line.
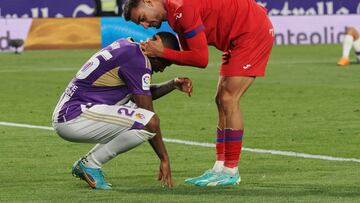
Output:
[53, 38, 152, 123]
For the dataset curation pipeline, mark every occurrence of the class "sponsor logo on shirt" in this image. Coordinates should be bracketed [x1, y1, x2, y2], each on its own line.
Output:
[64, 82, 78, 97]
[142, 73, 151, 90]
[175, 13, 182, 20]
[243, 64, 252, 69]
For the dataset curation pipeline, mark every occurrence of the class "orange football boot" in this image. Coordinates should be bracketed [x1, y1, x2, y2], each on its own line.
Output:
[337, 57, 350, 66]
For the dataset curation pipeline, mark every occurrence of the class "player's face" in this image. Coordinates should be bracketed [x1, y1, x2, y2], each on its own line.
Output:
[130, 0, 165, 29]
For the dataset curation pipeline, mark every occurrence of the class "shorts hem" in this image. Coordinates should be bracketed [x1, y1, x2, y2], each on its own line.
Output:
[219, 71, 265, 77]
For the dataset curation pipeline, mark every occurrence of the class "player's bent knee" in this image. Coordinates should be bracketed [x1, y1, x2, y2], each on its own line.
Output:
[346, 27, 356, 34]
[347, 27, 359, 39]
[218, 92, 236, 105]
[144, 114, 160, 134]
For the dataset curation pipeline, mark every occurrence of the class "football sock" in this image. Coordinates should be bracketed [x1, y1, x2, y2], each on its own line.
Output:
[215, 128, 225, 161]
[82, 144, 104, 168]
[212, 160, 224, 173]
[223, 166, 239, 176]
[84, 129, 155, 168]
[224, 128, 243, 168]
[342, 35, 354, 58]
[352, 39, 360, 61]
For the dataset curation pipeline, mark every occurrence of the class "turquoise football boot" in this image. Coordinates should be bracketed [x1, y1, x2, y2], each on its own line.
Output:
[195, 170, 241, 186]
[72, 160, 112, 190]
[184, 169, 217, 185]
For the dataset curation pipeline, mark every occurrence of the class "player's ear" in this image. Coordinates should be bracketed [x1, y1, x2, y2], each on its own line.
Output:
[153, 35, 161, 41]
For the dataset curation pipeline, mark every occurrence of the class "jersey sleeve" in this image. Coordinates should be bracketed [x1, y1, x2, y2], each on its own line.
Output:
[174, 6, 204, 39]
[118, 50, 152, 96]
[161, 5, 208, 67]
[162, 32, 209, 68]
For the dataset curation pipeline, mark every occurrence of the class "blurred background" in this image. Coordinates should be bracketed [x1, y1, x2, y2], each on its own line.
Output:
[0, 1, 359, 202]
[1, 0, 360, 53]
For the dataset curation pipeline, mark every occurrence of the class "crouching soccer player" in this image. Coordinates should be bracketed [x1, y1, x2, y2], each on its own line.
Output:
[52, 32, 192, 189]
[337, 26, 360, 66]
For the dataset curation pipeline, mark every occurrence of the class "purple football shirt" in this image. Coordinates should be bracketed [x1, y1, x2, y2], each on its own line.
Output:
[53, 38, 152, 123]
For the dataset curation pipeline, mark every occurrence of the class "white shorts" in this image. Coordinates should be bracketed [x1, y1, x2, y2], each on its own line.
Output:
[52, 102, 155, 144]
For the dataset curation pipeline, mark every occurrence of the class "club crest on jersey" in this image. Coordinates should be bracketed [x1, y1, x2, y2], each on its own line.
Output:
[142, 73, 151, 90]
[135, 113, 145, 120]
[175, 13, 182, 20]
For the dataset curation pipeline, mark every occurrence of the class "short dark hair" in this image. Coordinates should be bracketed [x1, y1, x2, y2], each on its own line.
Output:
[154, 32, 180, 66]
[156, 32, 180, 51]
[124, 0, 141, 21]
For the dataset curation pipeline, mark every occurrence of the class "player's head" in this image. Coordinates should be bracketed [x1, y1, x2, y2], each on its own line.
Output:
[148, 32, 180, 73]
[124, 0, 167, 29]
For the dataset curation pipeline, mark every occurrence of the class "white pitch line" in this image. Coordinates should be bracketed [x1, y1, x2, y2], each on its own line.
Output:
[0, 68, 78, 73]
[1, 121, 359, 163]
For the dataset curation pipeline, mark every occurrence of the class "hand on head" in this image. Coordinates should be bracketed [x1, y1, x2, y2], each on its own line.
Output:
[140, 35, 164, 57]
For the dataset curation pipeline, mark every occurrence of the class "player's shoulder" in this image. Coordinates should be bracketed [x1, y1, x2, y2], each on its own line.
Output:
[166, 0, 196, 14]
[116, 38, 140, 51]
[109, 38, 143, 58]
[113, 38, 150, 70]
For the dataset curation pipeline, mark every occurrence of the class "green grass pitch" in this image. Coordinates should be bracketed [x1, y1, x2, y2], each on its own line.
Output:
[0, 45, 359, 202]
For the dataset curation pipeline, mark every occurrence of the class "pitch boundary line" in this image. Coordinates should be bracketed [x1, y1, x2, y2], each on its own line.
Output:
[1, 121, 359, 163]
[0, 68, 78, 73]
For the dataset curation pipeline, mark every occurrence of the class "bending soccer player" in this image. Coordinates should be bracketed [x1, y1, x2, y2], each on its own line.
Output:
[124, 0, 274, 186]
[52, 32, 192, 189]
[337, 26, 360, 66]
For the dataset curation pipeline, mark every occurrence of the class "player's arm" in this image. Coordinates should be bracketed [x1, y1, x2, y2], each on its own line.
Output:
[142, 32, 208, 68]
[141, 6, 208, 68]
[119, 52, 173, 187]
[132, 94, 173, 188]
[133, 94, 167, 162]
[150, 77, 193, 100]
[162, 32, 208, 68]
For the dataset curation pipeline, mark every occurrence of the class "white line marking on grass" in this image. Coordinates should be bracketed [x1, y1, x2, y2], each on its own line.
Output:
[0, 121, 53, 130]
[1, 121, 359, 163]
[0, 68, 77, 73]
[267, 59, 332, 65]
[163, 138, 360, 163]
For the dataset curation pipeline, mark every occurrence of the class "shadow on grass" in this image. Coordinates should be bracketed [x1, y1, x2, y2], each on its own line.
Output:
[115, 183, 360, 198]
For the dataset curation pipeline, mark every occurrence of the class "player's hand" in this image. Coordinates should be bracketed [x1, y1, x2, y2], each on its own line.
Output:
[174, 77, 193, 97]
[141, 35, 164, 57]
[158, 159, 173, 188]
[222, 50, 231, 64]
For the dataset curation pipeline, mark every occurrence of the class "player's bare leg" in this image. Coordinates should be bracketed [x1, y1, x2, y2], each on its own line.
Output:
[185, 80, 226, 185]
[195, 75, 255, 186]
[338, 27, 360, 66]
[212, 79, 226, 172]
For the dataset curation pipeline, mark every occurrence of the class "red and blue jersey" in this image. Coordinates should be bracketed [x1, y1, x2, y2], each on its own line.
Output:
[164, 0, 268, 51]
[161, 0, 270, 68]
